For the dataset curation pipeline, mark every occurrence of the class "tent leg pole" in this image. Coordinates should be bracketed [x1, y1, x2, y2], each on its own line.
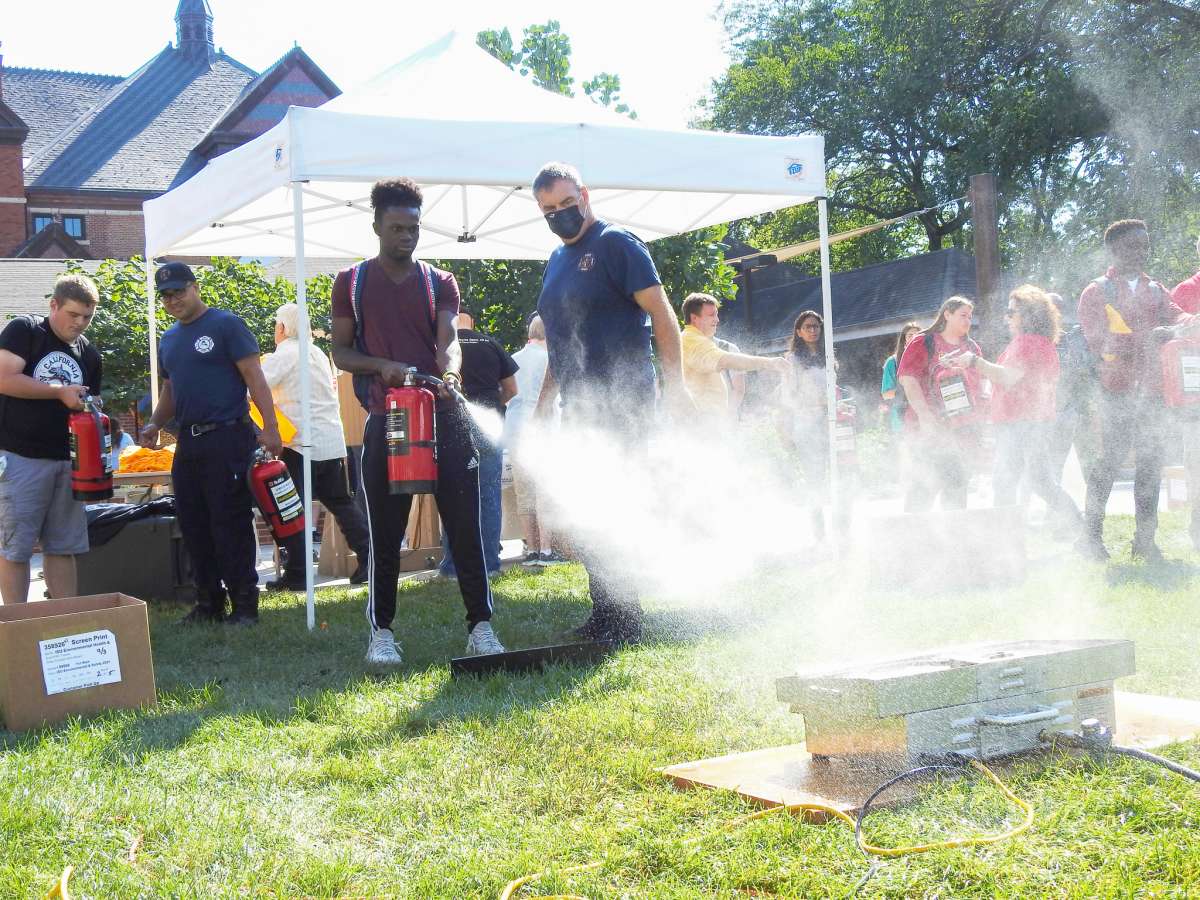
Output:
[817, 197, 840, 550]
[145, 250, 159, 412]
[292, 184, 316, 631]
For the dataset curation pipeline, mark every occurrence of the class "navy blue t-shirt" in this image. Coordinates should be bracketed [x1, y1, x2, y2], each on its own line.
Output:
[536, 220, 660, 409]
[158, 308, 259, 427]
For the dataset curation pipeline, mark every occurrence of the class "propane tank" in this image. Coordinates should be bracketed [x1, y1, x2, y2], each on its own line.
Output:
[385, 372, 438, 494]
[248, 448, 305, 541]
[1161, 338, 1200, 408]
[68, 395, 113, 501]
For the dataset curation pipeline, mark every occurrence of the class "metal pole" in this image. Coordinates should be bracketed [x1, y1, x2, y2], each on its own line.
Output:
[145, 250, 158, 409]
[292, 184, 316, 631]
[817, 198, 840, 538]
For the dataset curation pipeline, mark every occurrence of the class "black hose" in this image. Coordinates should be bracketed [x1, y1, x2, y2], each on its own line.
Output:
[1107, 743, 1200, 782]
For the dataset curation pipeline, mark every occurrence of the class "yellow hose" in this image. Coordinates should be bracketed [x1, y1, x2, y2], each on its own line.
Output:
[500, 759, 1034, 898]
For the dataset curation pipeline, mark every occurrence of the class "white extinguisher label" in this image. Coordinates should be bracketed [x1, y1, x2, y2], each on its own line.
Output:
[269, 477, 303, 521]
[1182, 356, 1200, 393]
[940, 377, 970, 414]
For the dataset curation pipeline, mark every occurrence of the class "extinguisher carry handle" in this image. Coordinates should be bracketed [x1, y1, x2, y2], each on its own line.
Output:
[406, 370, 467, 406]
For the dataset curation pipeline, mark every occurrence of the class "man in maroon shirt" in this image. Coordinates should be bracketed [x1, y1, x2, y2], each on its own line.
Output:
[1171, 234, 1200, 550]
[331, 178, 504, 664]
[1077, 219, 1196, 561]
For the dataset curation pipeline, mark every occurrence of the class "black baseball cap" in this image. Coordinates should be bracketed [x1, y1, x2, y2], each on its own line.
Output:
[155, 261, 196, 292]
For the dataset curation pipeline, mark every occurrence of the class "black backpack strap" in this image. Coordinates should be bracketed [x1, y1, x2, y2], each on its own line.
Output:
[416, 261, 439, 330]
[348, 261, 373, 411]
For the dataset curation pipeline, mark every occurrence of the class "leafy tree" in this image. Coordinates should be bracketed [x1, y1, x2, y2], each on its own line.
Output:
[707, 0, 1200, 298]
[708, 0, 1105, 251]
[68, 257, 333, 414]
[582, 72, 637, 119]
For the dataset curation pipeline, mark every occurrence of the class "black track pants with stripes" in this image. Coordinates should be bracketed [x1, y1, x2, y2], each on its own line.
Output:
[360, 403, 493, 633]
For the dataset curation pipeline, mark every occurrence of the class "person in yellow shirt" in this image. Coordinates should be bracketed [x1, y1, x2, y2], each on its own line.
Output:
[679, 292, 789, 421]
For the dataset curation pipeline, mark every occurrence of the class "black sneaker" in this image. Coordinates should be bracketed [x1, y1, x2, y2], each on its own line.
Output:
[1131, 540, 1164, 563]
[227, 590, 260, 626]
[572, 613, 642, 645]
[265, 574, 307, 592]
[1075, 533, 1109, 561]
[226, 608, 259, 626]
[349, 562, 369, 585]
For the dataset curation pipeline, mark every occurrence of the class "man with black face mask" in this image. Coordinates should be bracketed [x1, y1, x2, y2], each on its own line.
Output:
[531, 161, 694, 644]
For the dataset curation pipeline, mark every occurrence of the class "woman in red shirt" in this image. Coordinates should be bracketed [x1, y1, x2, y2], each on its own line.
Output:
[897, 296, 983, 511]
[954, 285, 1082, 529]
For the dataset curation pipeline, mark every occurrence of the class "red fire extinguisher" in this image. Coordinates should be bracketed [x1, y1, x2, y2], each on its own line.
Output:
[1161, 338, 1200, 408]
[249, 448, 305, 541]
[68, 395, 113, 501]
[385, 371, 438, 494]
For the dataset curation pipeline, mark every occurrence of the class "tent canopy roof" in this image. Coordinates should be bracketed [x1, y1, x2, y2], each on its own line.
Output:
[143, 31, 825, 260]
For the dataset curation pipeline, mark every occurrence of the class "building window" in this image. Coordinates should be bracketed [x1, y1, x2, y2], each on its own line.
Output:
[32, 214, 53, 233]
[63, 215, 86, 240]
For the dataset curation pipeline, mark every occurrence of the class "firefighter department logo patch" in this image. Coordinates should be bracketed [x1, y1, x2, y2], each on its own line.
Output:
[33, 350, 83, 385]
[578, 252, 595, 272]
[194, 336, 215, 354]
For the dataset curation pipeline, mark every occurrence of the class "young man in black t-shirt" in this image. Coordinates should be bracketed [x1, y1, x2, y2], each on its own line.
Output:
[436, 308, 518, 578]
[0, 275, 102, 604]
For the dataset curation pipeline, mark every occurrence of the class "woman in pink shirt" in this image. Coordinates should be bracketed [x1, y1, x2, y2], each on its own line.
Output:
[954, 285, 1082, 529]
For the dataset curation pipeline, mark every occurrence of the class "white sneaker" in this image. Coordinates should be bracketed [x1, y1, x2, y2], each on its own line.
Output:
[366, 628, 403, 665]
[465, 621, 506, 656]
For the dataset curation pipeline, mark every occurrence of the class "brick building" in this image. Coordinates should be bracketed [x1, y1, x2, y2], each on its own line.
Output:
[0, 0, 339, 264]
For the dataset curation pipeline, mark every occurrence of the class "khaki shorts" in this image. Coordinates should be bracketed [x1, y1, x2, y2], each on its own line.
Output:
[0, 451, 89, 562]
[511, 463, 538, 516]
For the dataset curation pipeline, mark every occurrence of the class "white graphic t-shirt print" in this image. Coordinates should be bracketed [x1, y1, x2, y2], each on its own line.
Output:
[32, 350, 83, 386]
[194, 336, 215, 354]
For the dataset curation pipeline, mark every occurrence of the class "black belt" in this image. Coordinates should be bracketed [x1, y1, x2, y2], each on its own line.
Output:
[186, 417, 251, 438]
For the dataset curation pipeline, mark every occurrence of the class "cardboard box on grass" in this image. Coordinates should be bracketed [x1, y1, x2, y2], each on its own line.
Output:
[0, 593, 156, 733]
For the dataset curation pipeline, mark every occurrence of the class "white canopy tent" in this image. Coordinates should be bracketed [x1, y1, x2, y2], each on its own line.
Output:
[142, 31, 835, 628]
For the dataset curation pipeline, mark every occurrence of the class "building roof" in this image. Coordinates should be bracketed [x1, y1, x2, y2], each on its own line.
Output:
[191, 46, 339, 164]
[14, 46, 259, 193]
[0, 259, 101, 321]
[3, 67, 123, 158]
[11, 221, 91, 259]
[4, 3, 339, 197]
[723, 248, 978, 350]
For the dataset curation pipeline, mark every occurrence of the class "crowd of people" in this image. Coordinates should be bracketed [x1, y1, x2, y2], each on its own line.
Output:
[879, 218, 1200, 561]
[2, 181, 1199, 663]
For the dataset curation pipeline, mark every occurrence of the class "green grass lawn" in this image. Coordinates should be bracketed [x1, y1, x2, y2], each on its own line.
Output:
[2, 513, 1200, 898]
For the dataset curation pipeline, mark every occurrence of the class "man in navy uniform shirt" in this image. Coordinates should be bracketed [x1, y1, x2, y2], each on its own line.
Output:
[531, 161, 694, 643]
[140, 262, 282, 625]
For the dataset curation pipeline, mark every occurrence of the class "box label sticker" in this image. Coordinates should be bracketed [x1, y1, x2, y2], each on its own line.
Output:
[39, 629, 122, 696]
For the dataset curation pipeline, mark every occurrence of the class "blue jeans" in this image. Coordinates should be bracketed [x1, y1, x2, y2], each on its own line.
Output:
[439, 435, 502, 577]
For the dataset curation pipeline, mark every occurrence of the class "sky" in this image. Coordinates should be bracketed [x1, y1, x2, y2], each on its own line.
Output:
[1, 0, 732, 129]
